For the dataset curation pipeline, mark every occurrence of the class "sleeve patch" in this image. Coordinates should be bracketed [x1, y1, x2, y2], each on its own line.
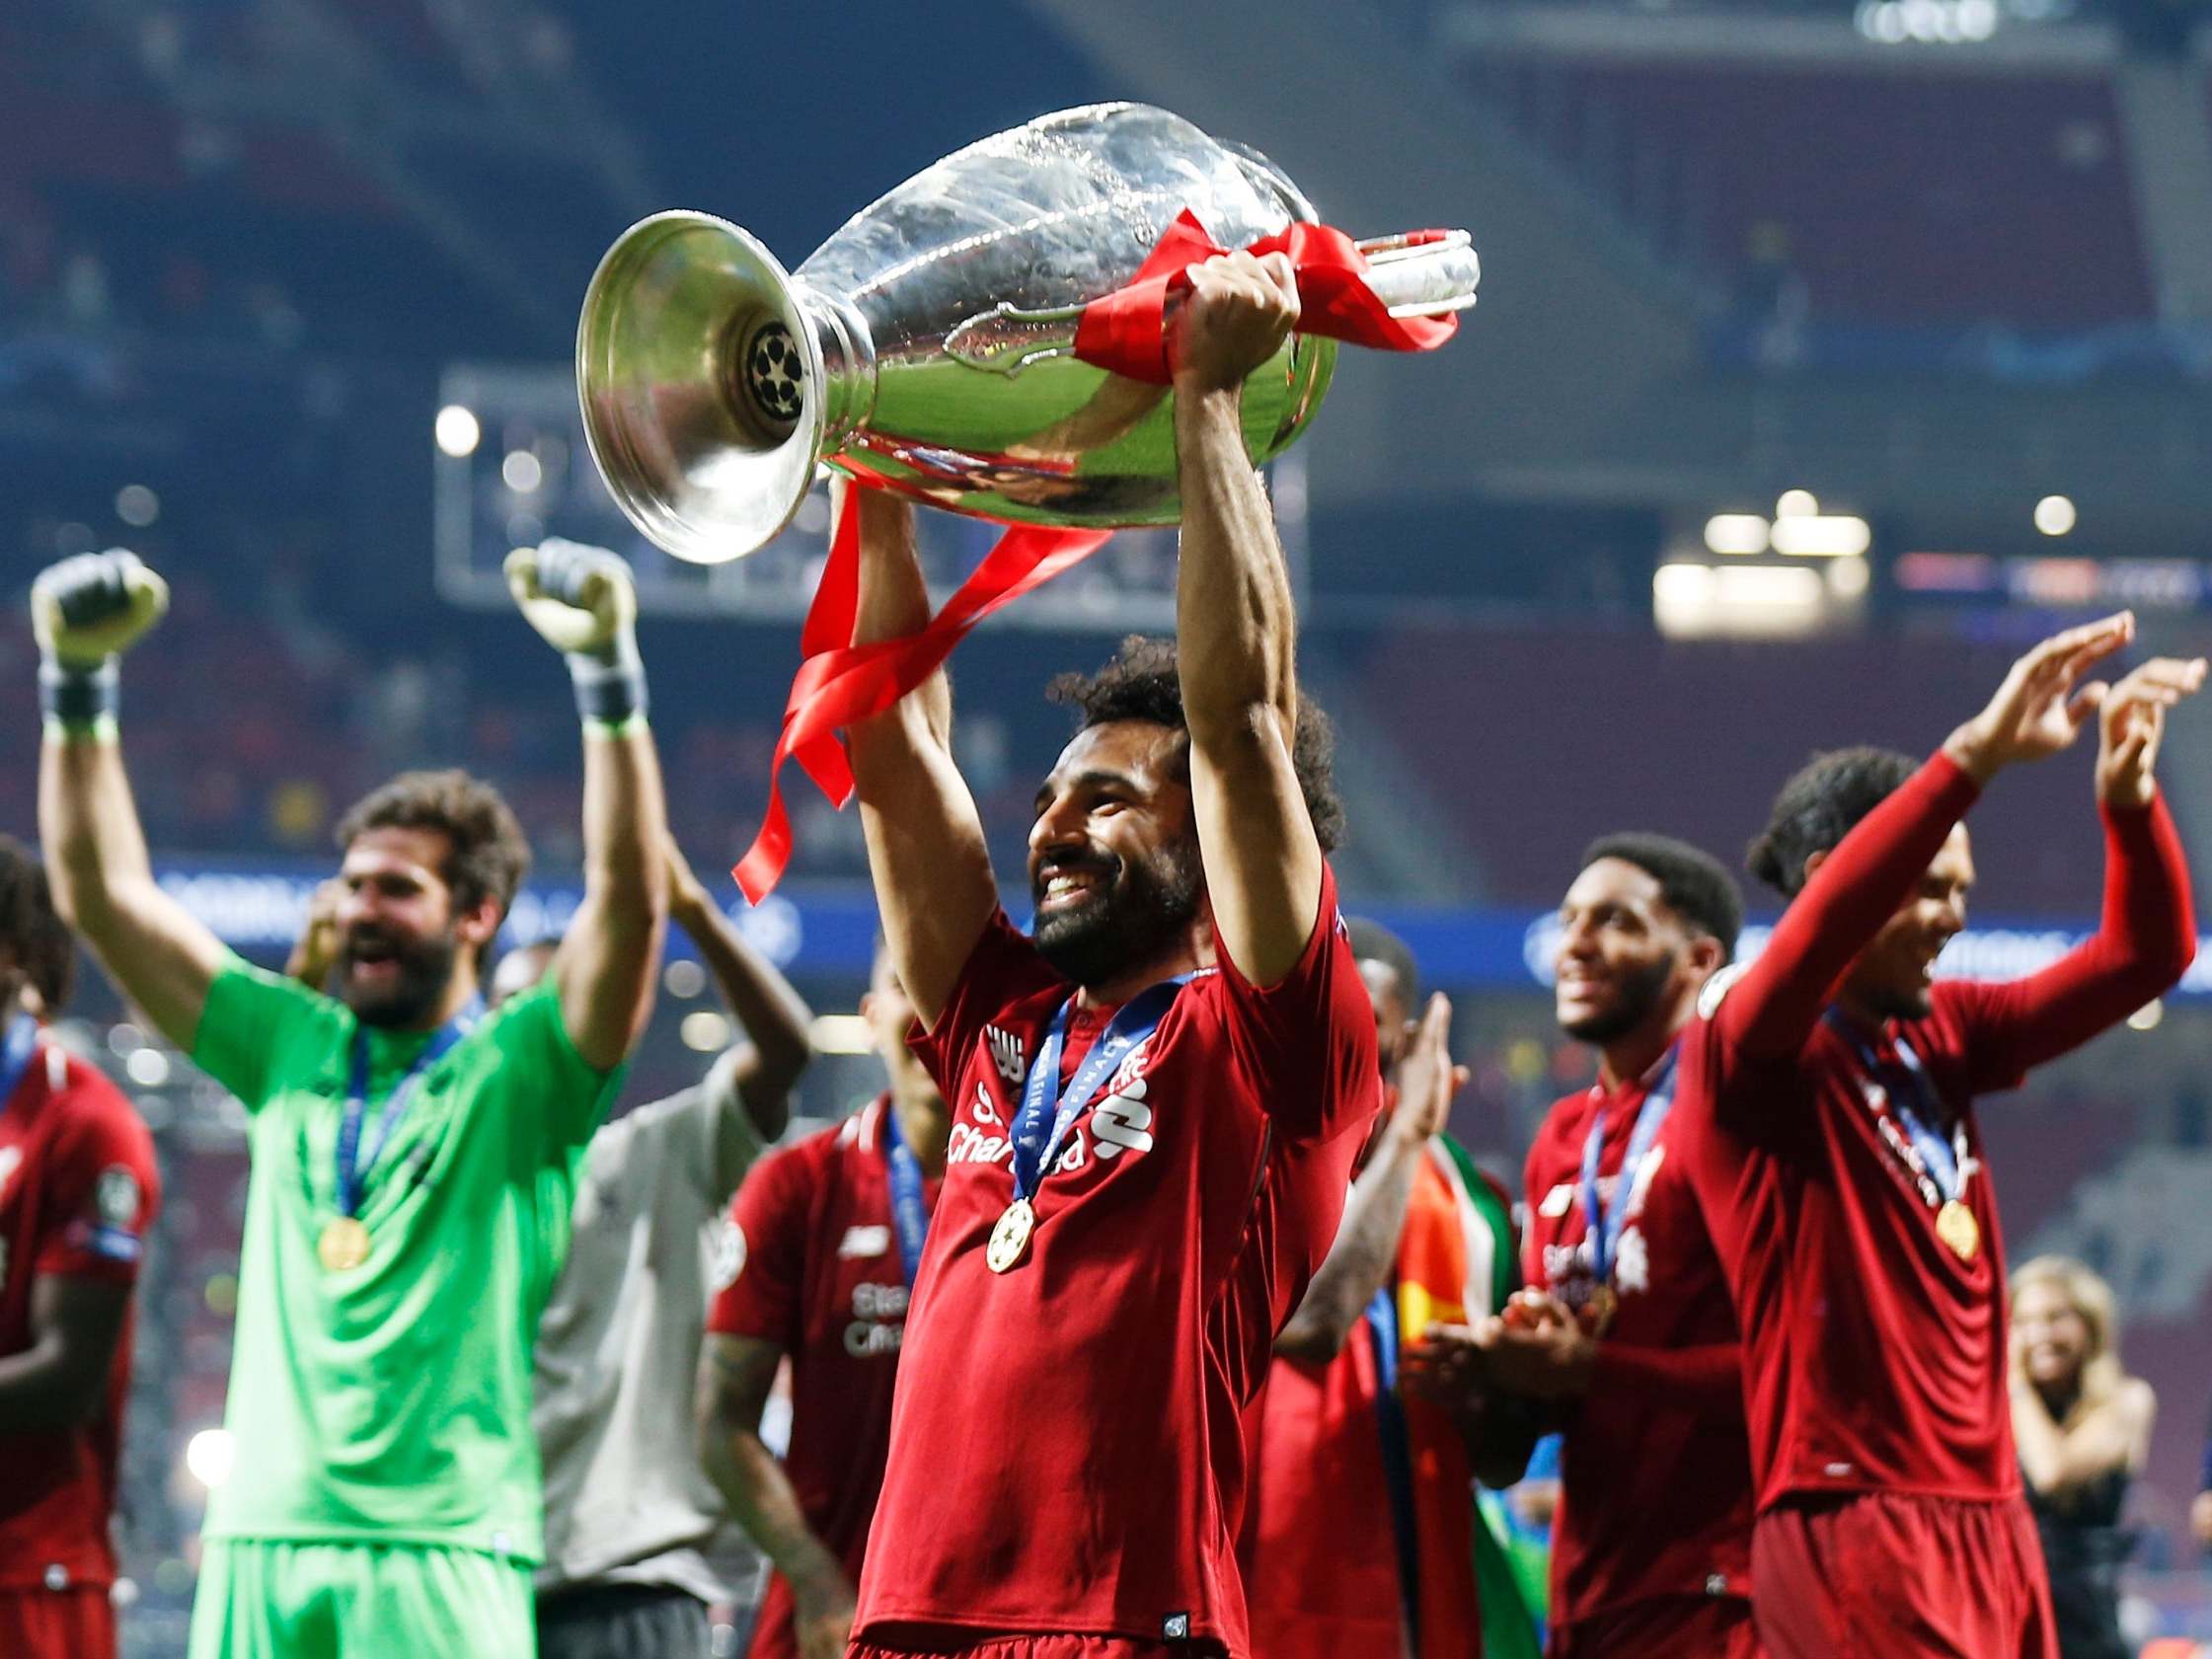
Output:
[67, 1221, 144, 1264]
[96, 1166, 142, 1227]
[1697, 962, 1748, 1020]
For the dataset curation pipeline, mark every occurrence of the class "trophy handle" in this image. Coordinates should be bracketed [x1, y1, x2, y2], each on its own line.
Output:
[1354, 230, 1482, 320]
[944, 229, 1478, 378]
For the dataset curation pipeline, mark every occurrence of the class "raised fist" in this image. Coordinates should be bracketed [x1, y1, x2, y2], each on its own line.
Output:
[32, 550, 170, 666]
[1169, 249, 1301, 395]
[504, 539, 637, 659]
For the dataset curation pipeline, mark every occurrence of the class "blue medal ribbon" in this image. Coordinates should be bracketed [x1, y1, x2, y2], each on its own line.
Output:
[1009, 978, 1187, 1205]
[1825, 1011, 1966, 1201]
[336, 1000, 481, 1219]
[880, 1102, 933, 1290]
[0, 1014, 41, 1120]
[1578, 1042, 1681, 1289]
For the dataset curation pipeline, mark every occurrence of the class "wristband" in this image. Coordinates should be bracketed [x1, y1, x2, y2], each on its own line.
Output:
[567, 633, 647, 725]
[38, 656, 119, 725]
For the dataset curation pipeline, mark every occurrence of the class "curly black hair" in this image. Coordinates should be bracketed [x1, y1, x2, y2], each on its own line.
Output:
[1045, 635, 1347, 853]
[1581, 832, 1744, 961]
[1745, 746, 1919, 898]
[334, 770, 532, 966]
[0, 835, 75, 1015]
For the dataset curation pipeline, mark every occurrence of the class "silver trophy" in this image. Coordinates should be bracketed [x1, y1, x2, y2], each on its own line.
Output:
[577, 102, 1480, 564]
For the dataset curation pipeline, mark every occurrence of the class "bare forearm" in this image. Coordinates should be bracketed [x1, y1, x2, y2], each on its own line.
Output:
[847, 489, 992, 1027]
[0, 1336, 101, 1432]
[39, 729, 155, 930]
[1278, 1126, 1426, 1360]
[678, 895, 811, 1093]
[39, 730, 219, 1046]
[563, 723, 668, 1069]
[1173, 391, 1296, 745]
[704, 1424, 848, 1596]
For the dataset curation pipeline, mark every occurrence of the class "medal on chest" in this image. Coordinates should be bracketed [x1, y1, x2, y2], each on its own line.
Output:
[987, 980, 1183, 1273]
[321, 1009, 476, 1273]
[987, 1197, 1036, 1274]
[1574, 1044, 1681, 1332]
[1831, 1014, 1979, 1263]
[318, 1215, 371, 1273]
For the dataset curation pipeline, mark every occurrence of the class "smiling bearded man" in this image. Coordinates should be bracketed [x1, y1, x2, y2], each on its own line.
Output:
[35, 539, 669, 1659]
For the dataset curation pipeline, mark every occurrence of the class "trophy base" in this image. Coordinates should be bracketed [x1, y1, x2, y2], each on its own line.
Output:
[575, 211, 827, 564]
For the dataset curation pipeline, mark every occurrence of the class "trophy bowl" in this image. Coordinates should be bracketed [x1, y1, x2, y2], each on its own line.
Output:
[577, 102, 1478, 564]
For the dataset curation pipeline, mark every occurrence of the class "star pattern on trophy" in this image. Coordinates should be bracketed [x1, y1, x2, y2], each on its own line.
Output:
[746, 323, 805, 424]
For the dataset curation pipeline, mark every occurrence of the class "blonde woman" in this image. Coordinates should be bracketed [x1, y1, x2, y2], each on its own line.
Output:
[2011, 1255, 2157, 1659]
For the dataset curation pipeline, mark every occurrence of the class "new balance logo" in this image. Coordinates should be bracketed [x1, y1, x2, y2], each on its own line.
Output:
[1092, 1077, 1155, 1160]
[985, 1025, 1027, 1085]
[839, 1225, 891, 1259]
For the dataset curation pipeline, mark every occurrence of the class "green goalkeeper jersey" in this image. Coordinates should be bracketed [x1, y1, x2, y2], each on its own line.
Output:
[191, 951, 621, 1558]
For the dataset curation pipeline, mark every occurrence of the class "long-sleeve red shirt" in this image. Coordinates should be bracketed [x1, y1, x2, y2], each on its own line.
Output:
[1674, 752, 2193, 1510]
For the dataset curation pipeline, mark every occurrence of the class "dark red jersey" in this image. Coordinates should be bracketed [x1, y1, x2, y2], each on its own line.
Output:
[709, 1096, 939, 1659]
[0, 1037, 160, 1592]
[1521, 1062, 1754, 1628]
[854, 867, 1381, 1657]
[1672, 753, 2191, 1510]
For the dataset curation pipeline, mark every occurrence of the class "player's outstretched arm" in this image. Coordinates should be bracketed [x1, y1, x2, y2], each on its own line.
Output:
[1954, 655, 2202, 1078]
[1169, 252, 1322, 988]
[666, 835, 811, 1190]
[1278, 994, 1463, 1361]
[1719, 613, 2135, 1061]
[506, 541, 667, 1071]
[697, 1333, 857, 1659]
[35, 552, 227, 1049]
[844, 486, 994, 1031]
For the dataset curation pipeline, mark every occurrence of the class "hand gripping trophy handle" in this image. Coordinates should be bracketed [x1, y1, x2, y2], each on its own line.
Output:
[575, 103, 1480, 566]
[942, 230, 1481, 377]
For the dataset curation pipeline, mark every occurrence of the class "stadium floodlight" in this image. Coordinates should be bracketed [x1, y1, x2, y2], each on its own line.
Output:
[808, 1015, 875, 1055]
[435, 404, 482, 458]
[185, 1428, 236, 1490]
[1771, 514, 1871, 558]
[1776, 490, 1818, 520]
[1704, 514, 1771, 556]
[680, 1010, 731, 1052]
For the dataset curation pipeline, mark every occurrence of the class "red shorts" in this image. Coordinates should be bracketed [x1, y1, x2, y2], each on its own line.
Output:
[1752, 1491, 2056, 1659]
[1549, 1593, 1761, 1658]
[851, 1635, 1212, 1659]
[0, 1584, 115, 1659]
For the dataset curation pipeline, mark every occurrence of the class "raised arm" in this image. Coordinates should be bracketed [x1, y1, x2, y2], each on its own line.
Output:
[34, 552, 227, 1049]
[666, 836, 811, 1188]
[1953, 656, 2202, 1082]
[1717, 614, 2136, 1061]
[1277, 993, 1462, 1361]
[1170, 253, 1324, 987]
[505, 541, 667, 1071]
[844, 487, 995, 1030]
[698, 1333, 856, 1659]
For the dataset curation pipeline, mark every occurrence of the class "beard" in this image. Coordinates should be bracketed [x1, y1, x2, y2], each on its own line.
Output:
[1032, 836, 1203, 990]
[338, 928, 462, 1029]
[1560, 950, 1677, 1046]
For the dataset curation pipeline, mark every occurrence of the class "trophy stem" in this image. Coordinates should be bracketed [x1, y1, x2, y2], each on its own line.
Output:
[801, 284, 878, 452]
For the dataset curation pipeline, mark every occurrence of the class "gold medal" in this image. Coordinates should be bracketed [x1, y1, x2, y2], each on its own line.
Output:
[318, 1216, 371, 1273]
[986, 1198, 1036, 1274]
[1936, 1199, 1980, 1261]
[1584, 1283, 1619, 1336]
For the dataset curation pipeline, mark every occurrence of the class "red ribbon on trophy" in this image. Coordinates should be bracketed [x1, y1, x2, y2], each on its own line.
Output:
[732, 213, 1460, 901]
